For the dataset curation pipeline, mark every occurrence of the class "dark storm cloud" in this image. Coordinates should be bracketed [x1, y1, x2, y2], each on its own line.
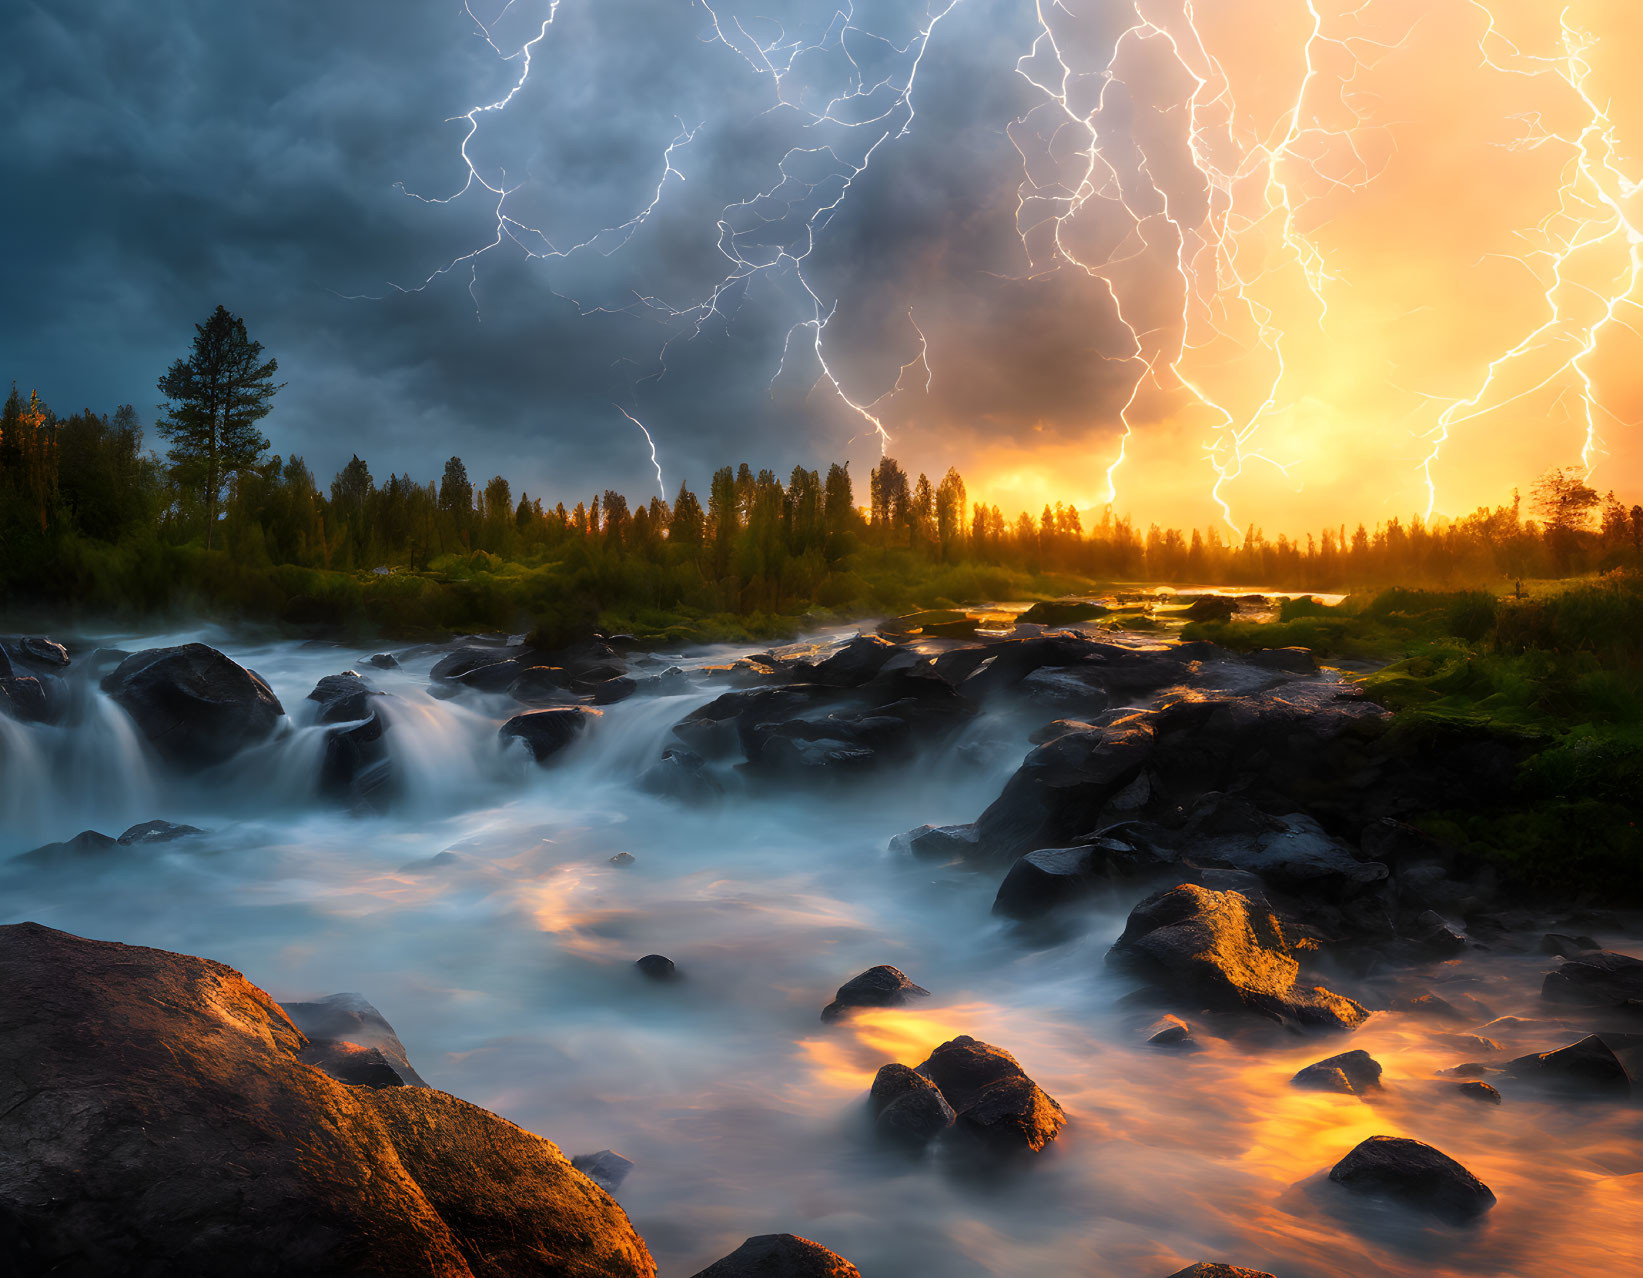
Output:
[1, 0, 1142, 503]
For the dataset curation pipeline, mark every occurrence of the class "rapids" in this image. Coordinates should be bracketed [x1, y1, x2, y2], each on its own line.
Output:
[2, 623, 1639, 1278]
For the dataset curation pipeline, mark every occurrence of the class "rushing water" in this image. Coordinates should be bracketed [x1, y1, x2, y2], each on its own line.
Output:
[2, 623, 1639, 1278]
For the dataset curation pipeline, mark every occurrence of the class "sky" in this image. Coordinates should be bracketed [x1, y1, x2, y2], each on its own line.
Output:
[4, 0, 1641, 534]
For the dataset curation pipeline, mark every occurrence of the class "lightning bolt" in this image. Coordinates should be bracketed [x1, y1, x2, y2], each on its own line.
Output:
[614, 404, 667, 498]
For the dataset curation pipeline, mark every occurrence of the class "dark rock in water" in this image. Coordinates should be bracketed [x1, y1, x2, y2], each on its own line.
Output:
[19, 829, 119, 862]
[429, 646, 514, 682]
[609, 851, 636, 866]
[308, 671, 378, 723]
[280, 991, 429, 1088]
[913, 1036, 1065, 1154]
[507, 665, 571, 706]
[1398, 993, 1465, 1021]
[811, 634, 899, 687]
[117, 820, 204, 845]
[1293, 1050, 1382, 1094]
[690, 1234, 860, 1278]
[1439, 1062, 1492, 1078]
[500, 706, 601, 764]
[1328, 1135, 1496, 1221]
[1459, 1081, 1502, 1104]
[571, 1149, 635, 1192]
[1109, 884, 1368, 1030]
[0, 635, 70, 674]
[590, 676, 638, 705]
[633, 666, 695, 697]
[1410, 909, 1467, 955]
[1148, 1015, 1194, 1047]
[821, 965, 929, 1021]
[1248, 646, 1318, 673]
[1166, 1266, 1278, 1278]
[993, 845, 1104, 919]
[640, 744, 719, 800]
[868, 1063, 956, 1147]
[1017, 599, 1109, 627]
[1180, 596, 1236, 622]
[102, 644, 285, 769]
[1507, 1034, 1632, 1094]
[299, 1040, 406, 1089]
[1541, 951, 1643, 1008]
[973, 723, 1155, 861]
[306, 672, 394, 808]
[0, 674, 54, 724]
[890, 823, 981, 861]
[1540, 933, 1601, 958]
[636, 954, 677, 981]
[0, 922, 655, 1278]
[877, 609, 969, 637]
[365, 652, 400, 670]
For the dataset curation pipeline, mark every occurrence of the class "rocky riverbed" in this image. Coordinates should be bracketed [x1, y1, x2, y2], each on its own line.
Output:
[1, 611, 1639, 1276]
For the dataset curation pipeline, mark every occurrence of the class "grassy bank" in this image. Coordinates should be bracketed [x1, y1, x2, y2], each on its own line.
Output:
[1186, 575, 1643, 901]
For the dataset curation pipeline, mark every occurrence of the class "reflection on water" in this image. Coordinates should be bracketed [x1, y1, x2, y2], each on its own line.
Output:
[1, 629, 1639, 1278]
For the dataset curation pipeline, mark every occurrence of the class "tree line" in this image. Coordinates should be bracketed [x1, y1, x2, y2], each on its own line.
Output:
[3, 307, 1642, 624]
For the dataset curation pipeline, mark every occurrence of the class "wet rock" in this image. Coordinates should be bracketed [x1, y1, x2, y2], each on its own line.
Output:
[633, 666, 695, 697]
[102, 644, 285, 769]
[1438, 1062, 1492, 1078]
[1248, 647, 1318, 673]
[690, 1234, 860, 1278]
[1109, 884, 1368, 1030]
[877, 608, 970, 637]
[1506, 1034, 1632, 1095]
[507, 666, 572, 706]
[117, 820, 204, 845]
[280, 991, 428, 1088]
[1147, 1014, 1194, 1047]
[1540, 933, 1601, 958]
[914, 1035, 1065, 1154]
[636, 954, 677, 981]
[973, 722, 1155, 861]
[890, 822, 981, 861]
[1410, 909, 1467, 956]
[1181, 596, 1237, 622]
[639, 744, 719, 800]
[429, 646, 513, 682]
[821, 965, 930, 1021]
[590, 675, 638, 705]
[0, 673, 54, 724]
[365, 653, 400, 670]
[1459, 1081, 1501, 1104]
[1541, 951, 1643, 1009]
[993, 845, 1104, 918]
[0, 635, 70, 674]
[1292, 1050, 1382, 1095]
[1398, 993, 1465, 1020]
[1328, 1135, 1496, 1221]
[572, 1149, 635, 1192]
[868, 1063, 955, 1147]
[1166, 1266, 1278, 1278]
[307, 672, 393, 807]
[18, 829, 119, 863]
[1017, 599, 1109, 627]
[811, 635, 900, 687]
[0, 922, 655, 1277]
[609, 851, 636, 866]
[500, 706, 601, 764]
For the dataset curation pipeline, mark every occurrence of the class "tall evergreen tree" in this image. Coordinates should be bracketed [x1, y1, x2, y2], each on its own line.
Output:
[155, 305, 282, 550]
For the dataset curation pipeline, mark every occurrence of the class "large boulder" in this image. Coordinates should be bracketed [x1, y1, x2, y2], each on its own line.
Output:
[307, 673, 394, 807]
[0, 636, 70, 675]
[0, 922, 654, 1277]
[810, 635, 900, 687]
[1109, 884, 1368, 1030]
[1506, 1034, 1632, 1095]
[820, 966, 929, 1021]
[102, 644, 285, 769]
[1017, 599, 1109, 627]
[689, 1234, 860, 1278]
[499, 706, 601, 764]
[1327, 1135, 1496, 1221]
[1541, 951, 1643, 1009]
[913, 1035, 1065, 1154]
[1292, 1049, 1382, 1095]
[868, 1064, 955, 1148]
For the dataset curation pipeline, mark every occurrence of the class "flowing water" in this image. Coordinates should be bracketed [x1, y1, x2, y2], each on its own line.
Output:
[1, 625, 1639, 1277]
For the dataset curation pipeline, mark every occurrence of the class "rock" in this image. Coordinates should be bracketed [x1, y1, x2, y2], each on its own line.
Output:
[1109, 884, 1368, 1030]
[499, 706, 601, 764]
[1398, 993, 1465, 1020]
[0, 674, 54, 724]
[811, 635, 900, 687]
[506, 666, 571, 706]
[1458, 1081, 1501, 1104]
[1540, 933, 1601, 958]
[636, 954, 677, 981]
[571, 1149, 635, 1192]
[429, 646, 513, 682]
[1248, 647, 1318, 673]
[821, 966, 930, 1021]
[366, 653, 400, 670]
[590, 676, 638, 705]
[914, 1036, 1065, 1154]
[306, 672, 393, 807]
[609, 852, 636, 866]
[1327, 1135, 1496, 1221]
[1181, 596, 1236, 622]
[1541, 951, 1643, 1008]
[993, 845, 1104, 918]
[1411, 909, 1467, 955]
[689, 1234, 860, 1278]
[889, 823, 981, 861]
[1506, 1034, 1632, 1095]
[308, 671, 378, 723]
[299, 1040, 407, 1089]
[102, 644, 285, 769]
[18, 830, 119, 863]
[1017, 599, 1110, 627]
[280, 992, 428, 1088]
[116, 820, 204, 845]
[0, 636, 70, 674]
[0, 922, 654, 1277]
[1147, 1014, 1194, 1047]
[868, 1063, 955, 1147]
[1166, 1266, 1277, 1278]
[1438, 1062, 1492, 1078]
[1293, 1050, 1382, 1094]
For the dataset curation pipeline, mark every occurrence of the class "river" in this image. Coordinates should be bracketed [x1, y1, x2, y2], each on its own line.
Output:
[1, 621, 1638, 1278]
